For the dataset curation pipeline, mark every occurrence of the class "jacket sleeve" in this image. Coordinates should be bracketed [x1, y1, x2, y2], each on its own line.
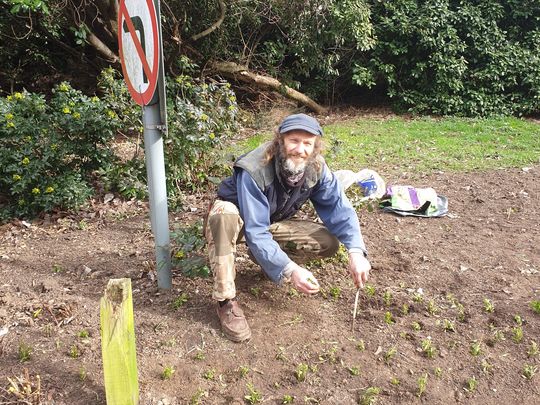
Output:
[236, 169, 292, 283]
[310, 165, 368, 255]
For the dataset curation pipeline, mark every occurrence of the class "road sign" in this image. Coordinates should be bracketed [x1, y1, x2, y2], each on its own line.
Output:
[118, 0, 160, 106]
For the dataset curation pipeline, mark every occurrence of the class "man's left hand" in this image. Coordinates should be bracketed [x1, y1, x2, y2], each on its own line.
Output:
[348, 252, 371, 288]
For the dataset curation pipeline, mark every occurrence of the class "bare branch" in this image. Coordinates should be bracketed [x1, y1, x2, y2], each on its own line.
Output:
[189, 0, 226, 42]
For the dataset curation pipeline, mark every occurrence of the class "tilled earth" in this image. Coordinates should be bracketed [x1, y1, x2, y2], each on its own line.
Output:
[0, 165, 539, 404]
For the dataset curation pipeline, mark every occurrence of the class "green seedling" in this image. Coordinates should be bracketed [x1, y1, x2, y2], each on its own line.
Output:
[356, 339, 366, 351]
[514, 314, 523, 325]
[78, 219, 88, 230]
[384, 346, 397, 364]
[189, 388, 208, 405]
[295, 363, 309, 382]
[250, 287, 261, 298]
[413, 292, 424, 303]
[417, 373, 428, 397]
[282, 394, 294, 404]
[42, 324, 54, 337]
[78, 329, 89, 339]
[512, 326, 523, 343]
[384, 311, 394, 325]
[79, 366, 87, 381]
[348, 366, 360, 376]
[421, 339, 437, 359]
[483, 298, 495, 313]
[194, 350, 205, 360]
[359, 386, 380, 405]
[522, 364, 537, 380]
[527, 341, 539, 357]
[171, 292, 189, 310]
[434, 367, 443, 378]
[203, 368, 216, 380]
[161, 366, 175, 380]
[238, 365, 249, 377]
[465, 376, 478, 392]
[426, 299, 439, 316]
[309, 364, 318, 373]
[530, 300, 540, 314]
[443, 319, 455, 332]
[401, 303, 409, 315]
[69, 345, 80, 358]
[288, 287, 299, 297]
[18, 342, 32, 362]
[457, 303, 466, 322]
[492, 329, 505, 343]
[382, 291, 392, 306]
[52, 264, 63, 273]
[329, 286, 341, 300]
[390, 377, 400, 385]
[411, 321, 422, 331]
[481, 359, 493, 374]
[446, 293, 458, 306]
[319, 345, 338, 364]
[470, 341, 482, 356]
[244, 383, 262, 404]
[364, 284, 376, 297]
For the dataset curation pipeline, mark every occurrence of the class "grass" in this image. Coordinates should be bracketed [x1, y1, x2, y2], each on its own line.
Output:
[230, 116, 540, 174]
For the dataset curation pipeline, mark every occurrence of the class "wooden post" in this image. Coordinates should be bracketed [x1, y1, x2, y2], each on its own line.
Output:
[100, 278, 139, 405]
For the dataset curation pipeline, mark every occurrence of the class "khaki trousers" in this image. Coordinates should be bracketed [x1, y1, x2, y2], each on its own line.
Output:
[205, 200, 339, 300]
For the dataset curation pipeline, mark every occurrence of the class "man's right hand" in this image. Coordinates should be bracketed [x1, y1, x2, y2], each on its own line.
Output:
[290, 265, 320, 294]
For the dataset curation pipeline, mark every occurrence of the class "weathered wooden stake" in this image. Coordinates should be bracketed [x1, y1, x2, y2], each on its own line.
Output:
[100, 278, 139, 405]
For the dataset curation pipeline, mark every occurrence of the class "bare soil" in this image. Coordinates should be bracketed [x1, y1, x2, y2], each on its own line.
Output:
[0, 162, 539, 404]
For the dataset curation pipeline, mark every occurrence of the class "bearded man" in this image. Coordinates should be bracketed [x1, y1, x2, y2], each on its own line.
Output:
[205, 113, 371, 342]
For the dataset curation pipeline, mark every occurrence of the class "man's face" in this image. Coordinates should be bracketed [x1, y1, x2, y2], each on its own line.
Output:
[280, 130, 317, 170]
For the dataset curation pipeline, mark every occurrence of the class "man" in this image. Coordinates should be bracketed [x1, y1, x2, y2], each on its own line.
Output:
[205, 113, 371, 342]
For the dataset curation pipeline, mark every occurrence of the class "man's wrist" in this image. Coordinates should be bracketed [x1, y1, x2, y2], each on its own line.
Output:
[282, 261, 296, 283]
[348, 247, 368, 257]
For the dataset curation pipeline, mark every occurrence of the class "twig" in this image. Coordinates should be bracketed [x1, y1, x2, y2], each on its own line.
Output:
[352, 287, 360, 332]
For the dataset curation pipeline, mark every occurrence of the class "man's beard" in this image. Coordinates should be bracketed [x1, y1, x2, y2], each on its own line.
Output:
[278, 147, 309, 186]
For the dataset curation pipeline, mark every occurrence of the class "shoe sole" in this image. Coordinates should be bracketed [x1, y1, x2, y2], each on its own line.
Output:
[223, 328, 252, 342]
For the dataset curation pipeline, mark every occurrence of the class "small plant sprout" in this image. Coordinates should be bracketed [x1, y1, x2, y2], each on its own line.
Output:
[465, 376, 478, 392]
[442, 319, 455, 332]
[493, 329, 505, 343]
[52, 264, 63, 273]
[417, 373, 428, 397]
[390, 377, 400, 385]
[282, 394, 294, 404]
[413, 292, 424, 303]
[522, 364, 537, 380]
[69, 345, 80, 358]
[411, 321, 422, 331]
[530, 300, 540, 314]
[527, 340, 539, 357]
[401, 303, 409, 315]
[384, 346, 397, 364]
[161, 366, 175, 380]
[364, 284, 376, 297]
[189, 388, 208, 405]
[250, 286, 261, 298]
[481, 359, 493, 374]
[470, 341, 482, 356]
[514, 314, 523, 325]
[79, 366, 87, 381]
[171, 292, 189, 310]
[194, 350, 205, 360]
[457, 303, 466, 322]
[348, 366, 360, 376]
[78, 329, 90, 339]
[238, 365, 249, 377]
[244, 383, 262, 404]
[356, 339, 366, 351]
[359, 386, 381, 405]
[18, 342, 32, 362]
[426, 299, 439, 316]
[328, 285, 341, 300]
[384, 311, 394, 325]
[382, 290, 392, 306]
[512, 326, 524, 343]
[203, 368, 216, 380]
[434, 367, 443, 378]
[421, 338, 437, 359]
[483, 298, 495, 313]
[295, 363, 309, 382]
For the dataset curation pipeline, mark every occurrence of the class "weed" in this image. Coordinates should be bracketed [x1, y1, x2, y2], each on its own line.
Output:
[189, 388, 208, 405]
[390, 377, 400, 385]
[522, 364, 537, 380]
[282, 394, 294, 404]
[78, 367, 87, 381]
[171, 292, 189, 310]
[319, 345, 338, 364]
[530, 300, 540, 314]
[170, 221, 210, 278]
[514, 314, 523, 326]
[384, 311, 394, 325]
[78, 329, 89, 339]
[356, 339, 366, 351]
[470, 341, 482, 356]
[421, 339, 437, 359]
[161, 366, 175, 380]
[457, 303, 466, 322]
[244, 383, 262, 404]
[4, 369, 42, 403]
[492, 329, 505, 343]
[417, 373, 428, 397]
[288, 287, 299, 297]
[69, 345, 80, 358]
[411, 321, 422, 331]
[465, 376, 478, 392]
[359, 386, 380, 405]
[18, 342, 32, 362]
[329, 286, 341, 300]
[42, 324, 54, 337]
[434, 367, 443, 378]
[348, 366, 360, 376]
[383, 291, 392, 306]
[512, 326, 523, 343]
[413, 292, 424, 303]
[426, 299, 439, 316]
[250, 287, 261, 298]
[203, 368, 216, 380]
[52, 264, 63, 273]
[401, 303, 409, 315]
[364, 284, 376, 297]
[194, 350, 205, 360]
[483, 298, 495, 313]
[384, 346, 397, 364]
[295, 363, 309, 382]
[481, 359, 493, 374]
[442, 319, 455, 332]
[527, 341, 539, 357]
[238, 365, 249, 378]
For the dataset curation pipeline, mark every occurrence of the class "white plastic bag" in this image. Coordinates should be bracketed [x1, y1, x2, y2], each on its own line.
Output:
[334, 169, 386, 200]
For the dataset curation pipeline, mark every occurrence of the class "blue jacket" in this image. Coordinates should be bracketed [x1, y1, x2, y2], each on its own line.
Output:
[217, 142, 367, 283]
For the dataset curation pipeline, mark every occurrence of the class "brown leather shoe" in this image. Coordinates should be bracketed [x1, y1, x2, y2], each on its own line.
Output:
[217, 300, 251, 342]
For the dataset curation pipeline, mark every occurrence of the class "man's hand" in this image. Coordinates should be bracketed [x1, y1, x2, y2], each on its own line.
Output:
[290, 265, 320, 294]
[349, 252, 371, 288]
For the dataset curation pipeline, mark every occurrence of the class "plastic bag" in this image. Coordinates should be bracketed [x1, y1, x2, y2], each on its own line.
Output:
[380, 185, 448, 217]
[334, 169, 386, 200]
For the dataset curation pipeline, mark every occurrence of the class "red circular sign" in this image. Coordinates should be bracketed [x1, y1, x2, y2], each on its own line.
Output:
[118, 0, 159, 106]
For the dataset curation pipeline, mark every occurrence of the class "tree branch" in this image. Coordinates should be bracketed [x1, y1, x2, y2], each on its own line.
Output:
[189, 0, 226, 42]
